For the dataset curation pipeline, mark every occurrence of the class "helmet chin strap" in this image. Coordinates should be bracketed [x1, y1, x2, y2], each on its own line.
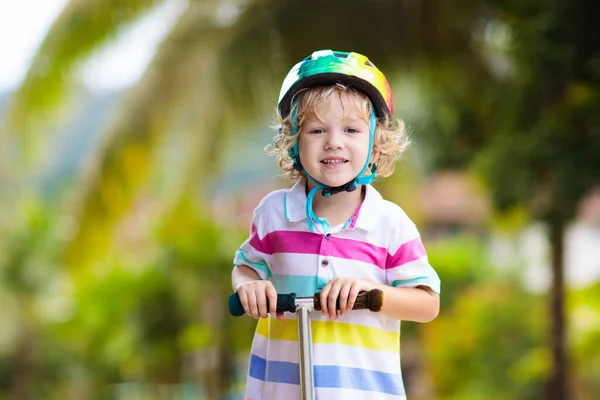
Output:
[289, 107, 378, 232]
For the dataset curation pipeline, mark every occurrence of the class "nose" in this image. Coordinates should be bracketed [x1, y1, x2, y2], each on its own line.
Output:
[325, 129, 344, 150]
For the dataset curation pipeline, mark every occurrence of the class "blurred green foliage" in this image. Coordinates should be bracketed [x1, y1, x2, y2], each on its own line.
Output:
[1, 0, 599, 399]
[422, 250, 548, 399]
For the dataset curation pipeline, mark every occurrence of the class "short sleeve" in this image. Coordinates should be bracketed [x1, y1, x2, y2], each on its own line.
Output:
[233, 205, 272, 280]
[385, 220, 440, 294]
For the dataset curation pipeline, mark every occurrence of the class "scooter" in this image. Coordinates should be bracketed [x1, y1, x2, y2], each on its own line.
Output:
[229, 289, 384, 400]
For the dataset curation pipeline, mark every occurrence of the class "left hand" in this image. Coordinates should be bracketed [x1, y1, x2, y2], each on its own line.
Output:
[319, 278, 374, 320]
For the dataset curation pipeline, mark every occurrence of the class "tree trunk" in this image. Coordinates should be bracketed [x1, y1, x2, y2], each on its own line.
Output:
[9, 330, 35, 400]
[547, 215, 568, 400]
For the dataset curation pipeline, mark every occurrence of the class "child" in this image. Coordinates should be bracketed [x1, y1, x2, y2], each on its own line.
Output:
[231, 50, 441, 400]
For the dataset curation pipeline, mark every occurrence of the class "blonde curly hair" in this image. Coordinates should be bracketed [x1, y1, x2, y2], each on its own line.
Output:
[265, 84, 410, 183]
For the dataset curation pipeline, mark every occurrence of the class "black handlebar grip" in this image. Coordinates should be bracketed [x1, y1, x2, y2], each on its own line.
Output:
[313, 288, 384, 312]
[228, 292, 298, 317]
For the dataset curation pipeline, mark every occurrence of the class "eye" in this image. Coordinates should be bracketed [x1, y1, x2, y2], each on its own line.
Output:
[346, 127, 360, 133]
[308, 128, 325, 134]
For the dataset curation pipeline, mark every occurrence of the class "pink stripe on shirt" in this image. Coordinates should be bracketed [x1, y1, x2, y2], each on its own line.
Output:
[386, 237, 426, 268]
[324, 235, 387, 267]
[249, 225, 322, 255]
[248, 225, 389, 268]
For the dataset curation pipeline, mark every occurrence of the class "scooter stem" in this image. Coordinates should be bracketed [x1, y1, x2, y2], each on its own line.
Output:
[296, 302, 315, 400]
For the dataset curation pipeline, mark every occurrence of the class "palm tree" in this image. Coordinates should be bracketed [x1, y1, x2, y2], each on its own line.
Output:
[3, 0, 488, 270]
[1, 0, 507, 397]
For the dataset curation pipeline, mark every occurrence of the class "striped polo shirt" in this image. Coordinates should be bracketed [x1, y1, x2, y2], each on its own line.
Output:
[234, 180, 441, 400]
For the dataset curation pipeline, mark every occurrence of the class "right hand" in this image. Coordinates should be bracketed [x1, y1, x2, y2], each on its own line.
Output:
[236, 280, 284, 321]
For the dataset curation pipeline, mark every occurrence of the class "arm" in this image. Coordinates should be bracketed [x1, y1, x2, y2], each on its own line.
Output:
[231, 197, 277, 319]
[371, 282, 439, 322]
[377, 213, 441, 322]
[232, 264, 262, 290]
[232, 265, 282, 320]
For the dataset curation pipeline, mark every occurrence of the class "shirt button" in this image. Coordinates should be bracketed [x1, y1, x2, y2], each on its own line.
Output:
[321, 259, 329, 267]
[325, 233, 332, 240]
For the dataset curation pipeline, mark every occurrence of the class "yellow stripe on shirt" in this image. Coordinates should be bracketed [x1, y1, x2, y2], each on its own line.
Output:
[256, 317, 400, 353]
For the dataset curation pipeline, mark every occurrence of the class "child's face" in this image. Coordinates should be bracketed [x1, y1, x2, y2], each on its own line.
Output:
[298, 92, 371, 189]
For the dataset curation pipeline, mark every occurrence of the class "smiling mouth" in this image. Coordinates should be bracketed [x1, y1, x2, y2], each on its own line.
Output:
[321, 159, 349, 165]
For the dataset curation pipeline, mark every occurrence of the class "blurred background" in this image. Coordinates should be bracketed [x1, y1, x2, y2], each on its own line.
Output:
[1, 0, 599, 399]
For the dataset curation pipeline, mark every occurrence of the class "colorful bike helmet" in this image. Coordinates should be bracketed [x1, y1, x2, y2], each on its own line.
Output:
[278, 49, 393, 120]
[277, 50, 394, 232]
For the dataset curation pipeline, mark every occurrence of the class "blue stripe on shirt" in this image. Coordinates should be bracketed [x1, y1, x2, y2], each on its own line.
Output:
[235, 250, 272, 278]
[249, 355, 300, 385]
[271, 275, 324, 296]
[248, 354, 405, 395]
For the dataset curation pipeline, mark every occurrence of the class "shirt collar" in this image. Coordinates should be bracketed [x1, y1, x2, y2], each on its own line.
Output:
[284, 180, 382, 232]
[284, 180, 308, 222]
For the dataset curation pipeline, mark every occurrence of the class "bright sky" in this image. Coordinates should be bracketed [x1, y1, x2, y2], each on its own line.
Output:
[0, 0, 186, 92]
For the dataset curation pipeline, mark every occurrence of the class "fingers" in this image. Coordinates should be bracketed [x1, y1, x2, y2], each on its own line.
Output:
[237, 281, 276, 319]
[321, 281, 343, 320]
[327, 284, 339, 320]
[238, 290, 251, 316]
[265, 283, 278, 315]
[319, 284, 331, 318]
[256, 289, 269, 319]
[347, 285, 361, 311]
[246, 290, 260, 318]
[320, 279, 370, 319]
[338, 284, 351, 316]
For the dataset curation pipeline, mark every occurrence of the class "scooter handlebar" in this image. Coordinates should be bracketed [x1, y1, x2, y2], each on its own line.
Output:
[313, 288, 384, 313]
[228, 292, 297, 317]
[228, 289, 383, 317]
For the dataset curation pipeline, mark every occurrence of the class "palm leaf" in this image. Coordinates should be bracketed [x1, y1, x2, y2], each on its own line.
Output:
[62, 0, 491, 270]
[64, 6, 235, 270]
[1, 0, 164, 159]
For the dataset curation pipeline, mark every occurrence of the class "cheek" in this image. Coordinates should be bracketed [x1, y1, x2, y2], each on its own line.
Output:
[298, 136, 318, 154]
[297, 139, 306, 154]
[297, 141, 314, 163]
[353, 137, 371, 155]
